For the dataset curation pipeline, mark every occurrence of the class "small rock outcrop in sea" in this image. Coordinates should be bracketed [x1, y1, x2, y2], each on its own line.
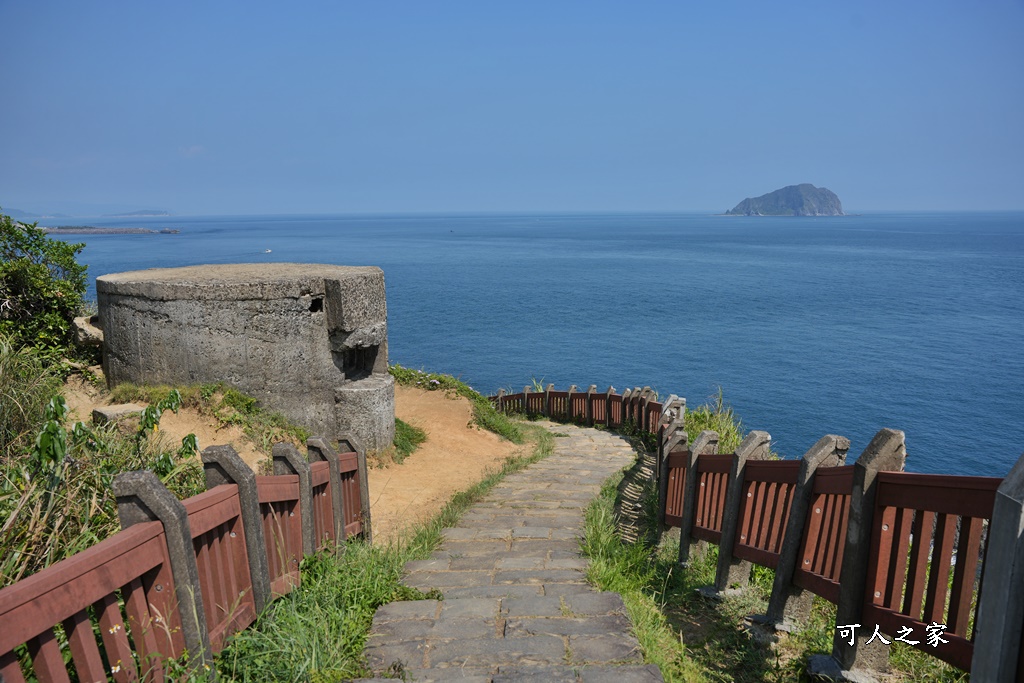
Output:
[725, 184, 844, 216]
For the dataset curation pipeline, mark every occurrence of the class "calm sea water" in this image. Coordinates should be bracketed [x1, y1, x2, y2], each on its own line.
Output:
[62, 212, 1024, 477]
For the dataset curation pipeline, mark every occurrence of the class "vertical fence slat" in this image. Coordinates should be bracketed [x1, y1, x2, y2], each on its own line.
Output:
[64, 609, 107, 683]
[96, 592, 139, 682]
[903, 509, 934, 619]
[924, 513, 957, 625]
[28, 630, 71, 683]
[0, 651, 27, 683]
[948, 516, 984, 635]
[122, 576, 165, 682]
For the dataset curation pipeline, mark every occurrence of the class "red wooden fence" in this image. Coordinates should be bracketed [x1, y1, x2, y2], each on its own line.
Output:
[256, 474, 302, 598]
[184, 484, 257, 653]
[862, 472, 1000, 671]
[733, 460, 800, 569]
[0, 521, 182, 682]
[0, 437, 367, 681]
[793, 465, 854, 604]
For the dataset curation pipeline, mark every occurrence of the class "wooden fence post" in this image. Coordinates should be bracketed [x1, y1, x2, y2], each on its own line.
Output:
[707, 430, 772, 594]
[586, 385, 597, 426]
[338, 434, 372, 544]
[307, 437, 347, 542]
[113, 471, 212, 671]
[678, 430, 720, 566]
[809, 428, 906, 679]
[759, 434, 850, 630]
[972, 450, 1024, 682]
[273, 442, 316, 556]
[201, 444, 272, 613]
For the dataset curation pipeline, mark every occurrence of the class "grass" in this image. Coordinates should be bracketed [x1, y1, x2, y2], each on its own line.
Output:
[392, 417, 427, 464]
[109, 381, 311, 454]
[217, 422, 554, 680]
[0, 334, 64, 462]
[389, 364, 524, 444]
[580, 438, 972, 682]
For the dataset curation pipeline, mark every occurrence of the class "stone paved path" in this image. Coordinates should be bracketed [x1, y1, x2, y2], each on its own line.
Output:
[357, 424, 665, 683]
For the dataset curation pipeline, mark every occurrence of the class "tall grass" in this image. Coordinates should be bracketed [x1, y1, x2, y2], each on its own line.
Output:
[0, 333, 63, 461]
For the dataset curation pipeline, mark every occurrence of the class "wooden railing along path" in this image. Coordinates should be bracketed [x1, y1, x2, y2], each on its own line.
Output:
[0, 437, 370, 681]
[493, 382, 1024, 681]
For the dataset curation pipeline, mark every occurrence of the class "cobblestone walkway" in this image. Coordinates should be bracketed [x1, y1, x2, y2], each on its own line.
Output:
[358, 424, 665, 683]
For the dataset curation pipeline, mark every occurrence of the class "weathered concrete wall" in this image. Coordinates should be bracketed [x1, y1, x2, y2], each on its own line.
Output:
[97, 263, 395, 451]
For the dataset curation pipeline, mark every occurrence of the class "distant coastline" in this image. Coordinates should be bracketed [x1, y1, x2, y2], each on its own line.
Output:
[40, 226, 180, 235]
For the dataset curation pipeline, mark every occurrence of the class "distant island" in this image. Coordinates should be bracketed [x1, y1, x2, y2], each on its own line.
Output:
[105, 210, 171, 217]
[41, 226, 180, 235]
[725, 184, 844, 216]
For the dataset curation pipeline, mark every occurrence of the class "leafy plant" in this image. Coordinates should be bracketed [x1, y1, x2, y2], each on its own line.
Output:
[0, 212, 88, 360]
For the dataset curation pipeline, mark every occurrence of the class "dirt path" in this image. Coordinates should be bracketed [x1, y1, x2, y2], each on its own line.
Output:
[62, 376, 523, 545]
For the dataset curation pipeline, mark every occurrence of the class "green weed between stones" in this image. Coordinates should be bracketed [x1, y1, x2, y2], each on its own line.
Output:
[216, 423, 554, 681]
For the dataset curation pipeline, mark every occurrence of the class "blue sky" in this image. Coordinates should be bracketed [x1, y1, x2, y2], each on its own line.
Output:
[2, 1, 1022, 215]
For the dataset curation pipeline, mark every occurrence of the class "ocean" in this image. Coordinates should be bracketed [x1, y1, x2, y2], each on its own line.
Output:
[59, 211, 1024, 478]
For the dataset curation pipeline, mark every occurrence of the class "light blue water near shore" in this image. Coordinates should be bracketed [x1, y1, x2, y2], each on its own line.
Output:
[63, 211, 1024, 477]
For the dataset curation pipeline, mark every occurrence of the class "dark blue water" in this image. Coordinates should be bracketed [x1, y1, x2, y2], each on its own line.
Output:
[62, 212, 1024, 477]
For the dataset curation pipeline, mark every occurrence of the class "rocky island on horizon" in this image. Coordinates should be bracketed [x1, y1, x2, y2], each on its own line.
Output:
[725, 184, 844, 216]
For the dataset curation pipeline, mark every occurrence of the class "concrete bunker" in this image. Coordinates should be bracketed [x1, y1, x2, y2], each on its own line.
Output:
[96, 263, 395, 451]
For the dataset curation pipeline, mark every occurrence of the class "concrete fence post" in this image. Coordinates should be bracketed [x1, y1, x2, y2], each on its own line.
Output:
[678, 430, 720, 566]
[809, 428, 906, 679]
[496, 388, 506, 412]
[621, 388, 632, 428]
[545, 383, 554, 418]
[758, 435, 850, 630]
[523, 386, 532, 416]
[640, 387, 654, 432]
[971, 450, 1024, 682]
[201, 444, 272, 613]
[113, 471, 212, 671]
[586, 385, 597, 426]
[659, 420, 688, 532]
[567, 384, 578, 422]
[273, 442, 316, 556]
[605, 386, 616, 428]
[338, 434, 372, 544]
[708, 430, 772, 594]
[307, 437, 347, 542]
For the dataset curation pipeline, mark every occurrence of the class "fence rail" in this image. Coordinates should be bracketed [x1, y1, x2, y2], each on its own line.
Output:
[490, 382, 1024, 680]
[0, 436, 370, 681]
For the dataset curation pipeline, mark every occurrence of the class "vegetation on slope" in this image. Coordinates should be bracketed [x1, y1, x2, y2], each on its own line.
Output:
[390, 363, 525, 444]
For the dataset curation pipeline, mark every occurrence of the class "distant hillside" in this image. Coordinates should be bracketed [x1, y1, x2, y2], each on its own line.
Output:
[725, 184, 844, 216]
[106, 209, 171, 217]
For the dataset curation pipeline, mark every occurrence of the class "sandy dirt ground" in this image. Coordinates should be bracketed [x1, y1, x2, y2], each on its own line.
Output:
[368, 385, 524, 544]
[62, 376, 522, 545]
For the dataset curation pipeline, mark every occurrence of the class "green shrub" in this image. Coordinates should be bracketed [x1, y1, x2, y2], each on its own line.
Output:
[0, 212, 87, 360]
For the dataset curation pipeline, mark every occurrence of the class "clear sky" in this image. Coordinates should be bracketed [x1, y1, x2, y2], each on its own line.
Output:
[2, 1, 1022, 215]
